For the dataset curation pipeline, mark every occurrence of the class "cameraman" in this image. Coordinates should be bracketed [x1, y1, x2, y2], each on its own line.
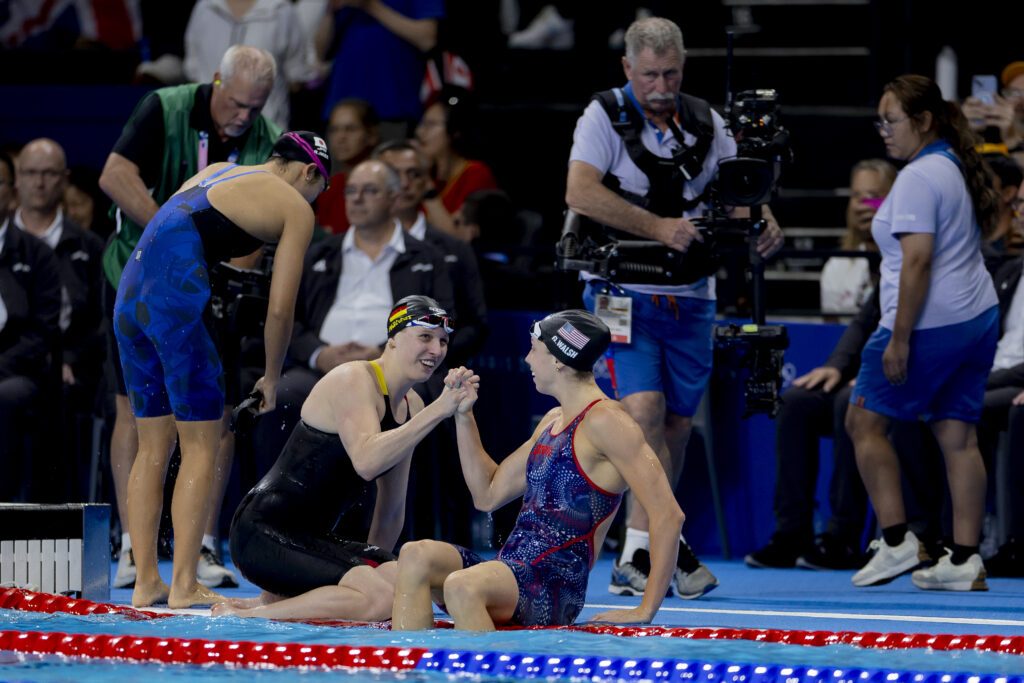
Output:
[565, 16, 783, 599]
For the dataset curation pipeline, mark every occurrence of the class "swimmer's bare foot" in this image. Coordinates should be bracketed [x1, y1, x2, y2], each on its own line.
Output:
[217, 593, 281, 610]
[210, 602, 243, 617]
[168, 583, 226, 609]
[132, 579, 170, 608]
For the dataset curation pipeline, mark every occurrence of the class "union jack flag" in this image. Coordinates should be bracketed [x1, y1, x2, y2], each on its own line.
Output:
[558, 322, 590, 349]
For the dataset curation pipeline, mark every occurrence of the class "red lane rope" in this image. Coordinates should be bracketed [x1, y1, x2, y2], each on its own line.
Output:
[2, 588, 1023, 656]
[0, 629, 425, 670]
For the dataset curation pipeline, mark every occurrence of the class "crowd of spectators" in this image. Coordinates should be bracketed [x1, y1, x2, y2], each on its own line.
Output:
[1, 3, 1023, 597]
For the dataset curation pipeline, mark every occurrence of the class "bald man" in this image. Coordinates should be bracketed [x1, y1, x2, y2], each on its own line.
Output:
[13, 139, 105, 501]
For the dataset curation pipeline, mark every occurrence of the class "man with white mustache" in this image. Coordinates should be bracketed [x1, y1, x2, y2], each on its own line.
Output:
[250, 160, 453, 478]
[566, 16, 784, 599]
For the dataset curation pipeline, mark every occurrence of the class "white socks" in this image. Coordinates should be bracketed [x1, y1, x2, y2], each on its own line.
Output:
[202, 534, 217, 552]
[620, 528, 650, 562]
[121, 532, 131, 553]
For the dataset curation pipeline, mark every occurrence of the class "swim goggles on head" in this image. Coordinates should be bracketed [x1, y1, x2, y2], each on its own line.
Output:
[408, 314, 455, 335]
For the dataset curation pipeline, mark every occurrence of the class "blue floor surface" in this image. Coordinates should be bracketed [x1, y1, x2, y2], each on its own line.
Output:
[110, 555, 1024, 636]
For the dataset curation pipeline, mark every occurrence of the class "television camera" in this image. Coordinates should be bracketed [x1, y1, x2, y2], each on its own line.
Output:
[556, 86, 791, 417]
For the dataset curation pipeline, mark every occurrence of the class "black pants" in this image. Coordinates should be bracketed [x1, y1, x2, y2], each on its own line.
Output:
[979, 386, 1024, 539]
[0, 375, 41, 501]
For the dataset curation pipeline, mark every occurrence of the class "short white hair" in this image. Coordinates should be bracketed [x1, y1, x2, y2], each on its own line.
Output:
[624, 17, 685, 64]
[219, 45, 277, 88]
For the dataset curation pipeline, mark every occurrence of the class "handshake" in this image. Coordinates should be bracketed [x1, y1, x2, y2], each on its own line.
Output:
[441, 367, 481, 415]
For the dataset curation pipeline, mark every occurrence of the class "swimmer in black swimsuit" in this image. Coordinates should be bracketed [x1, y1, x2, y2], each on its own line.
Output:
[213, 296, 478, 621]
[392, 311, 684, 630]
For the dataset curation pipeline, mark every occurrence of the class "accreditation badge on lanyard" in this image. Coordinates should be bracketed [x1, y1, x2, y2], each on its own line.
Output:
[197, 131, 240, 171]
[594, 293, 632, 344]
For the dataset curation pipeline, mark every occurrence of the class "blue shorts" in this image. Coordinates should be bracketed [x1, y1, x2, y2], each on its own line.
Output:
[583, 282, 714, 417]
[850, 306, 999, 423]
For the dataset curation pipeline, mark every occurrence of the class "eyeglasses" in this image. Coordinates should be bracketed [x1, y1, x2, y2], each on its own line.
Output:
[409, 314, 454, 335]
[873, 115, 909, 136]
[18, 168, 64, 182]
[1002, 88, 1024, 100]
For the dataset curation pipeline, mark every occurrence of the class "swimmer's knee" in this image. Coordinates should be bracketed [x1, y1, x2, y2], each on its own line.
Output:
[397, 540, 440, 571]
[442, 570, 483, 615]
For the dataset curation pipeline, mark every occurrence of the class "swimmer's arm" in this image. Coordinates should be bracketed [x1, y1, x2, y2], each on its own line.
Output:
[98, 152, 160, 228]
[261, 195, 315, 409]
[584, 408, 683, 624]
[368, 456, 412, 550]
[453, 406, 555, 511]
[336, 367, 467, 480]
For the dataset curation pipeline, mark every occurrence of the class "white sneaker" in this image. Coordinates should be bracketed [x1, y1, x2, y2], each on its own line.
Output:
[608, 550, 650, 596]
[912, 552, 988, 591]
[197, 546, 239, 588]
[113, 548, 136, 589]
[673, 564, 719, 599]
[508, 5, 574, 49]
[851, 530, 924, 587]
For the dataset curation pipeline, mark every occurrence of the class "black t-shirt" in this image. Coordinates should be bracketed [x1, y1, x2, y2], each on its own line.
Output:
[111, 84, 256, 189]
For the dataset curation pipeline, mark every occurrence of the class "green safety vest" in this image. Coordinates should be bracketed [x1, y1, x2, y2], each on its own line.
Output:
[101, 83, 281, 288]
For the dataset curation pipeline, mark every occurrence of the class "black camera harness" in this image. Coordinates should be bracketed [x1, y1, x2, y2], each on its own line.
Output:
[592, 88, 716, 232]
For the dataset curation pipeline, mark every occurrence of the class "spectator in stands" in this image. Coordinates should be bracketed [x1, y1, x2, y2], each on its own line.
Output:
[819, 159, 896, 316]
[963, 62, 1024, 168]
[184, 0, 320, 130]
[847, 74, 999, 591]
[415, 87, 498, 236]
[977, 179, 1024, 577]
[0, 149, 62, 502]
[317, 99, 381, 235]
[565, 16, 783, 599]
[982, 154, 1023, 255]
[0, 151, 14, 214]
[250, 159, 453, 478]
[64, 165, 114, 240]
[317, 0, 443, 129]
[13, 139, 105, 502]
[99, 45, 280, 592]
[375, 139, 487, 367]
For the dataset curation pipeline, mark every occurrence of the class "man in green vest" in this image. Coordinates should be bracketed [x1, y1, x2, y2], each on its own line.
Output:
[98, 44, 281, 593]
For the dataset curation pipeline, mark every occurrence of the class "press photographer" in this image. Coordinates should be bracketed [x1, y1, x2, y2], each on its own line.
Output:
[563, 16, 783, 601]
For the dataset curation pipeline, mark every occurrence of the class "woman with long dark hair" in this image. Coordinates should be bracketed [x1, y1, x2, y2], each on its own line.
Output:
[846, 74, 999, 591]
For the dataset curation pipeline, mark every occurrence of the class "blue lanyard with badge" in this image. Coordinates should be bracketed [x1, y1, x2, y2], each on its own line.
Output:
[593, 281, 633, 344]
[197, 131, 240, 171]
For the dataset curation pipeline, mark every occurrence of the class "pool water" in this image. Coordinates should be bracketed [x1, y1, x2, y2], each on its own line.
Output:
[3, 608, 1024, 681]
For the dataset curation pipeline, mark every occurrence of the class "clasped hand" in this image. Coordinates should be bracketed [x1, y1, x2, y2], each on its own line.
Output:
[441, 367, 480, 415]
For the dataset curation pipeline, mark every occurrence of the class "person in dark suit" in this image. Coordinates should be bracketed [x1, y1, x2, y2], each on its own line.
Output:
[978, 240, 1024, 576]
[0, 154, 62, 501]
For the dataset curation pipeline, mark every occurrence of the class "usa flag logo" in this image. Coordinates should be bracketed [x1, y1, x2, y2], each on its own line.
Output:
[558, 322, 590, 349]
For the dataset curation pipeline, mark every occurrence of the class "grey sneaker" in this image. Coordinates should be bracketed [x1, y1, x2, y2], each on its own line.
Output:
[912, 552, 988, 591]
[608, 550, 650, 596]
[197, 546, 239, 588]
[113, 548, 136, 589]
[673, 564, 719, 599]
[851, 531, 924, 587]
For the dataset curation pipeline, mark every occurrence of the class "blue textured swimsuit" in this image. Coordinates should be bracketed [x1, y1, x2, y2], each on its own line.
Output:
[114, 165, 265, 420]
[459, 399, 622, 626]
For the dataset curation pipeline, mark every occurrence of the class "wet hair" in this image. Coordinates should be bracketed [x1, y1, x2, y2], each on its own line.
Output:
[624, 17, 685, 64]
[883, 74, 999, 236]
[219, 45, 276, 89]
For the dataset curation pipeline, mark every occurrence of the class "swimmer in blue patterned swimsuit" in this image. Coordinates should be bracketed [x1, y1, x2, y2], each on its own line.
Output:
[393, 310, 685, 630]
[114, 131, 329, 609]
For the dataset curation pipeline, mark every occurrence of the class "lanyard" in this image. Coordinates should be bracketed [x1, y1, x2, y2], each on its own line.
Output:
[198, 131, 241, 171]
